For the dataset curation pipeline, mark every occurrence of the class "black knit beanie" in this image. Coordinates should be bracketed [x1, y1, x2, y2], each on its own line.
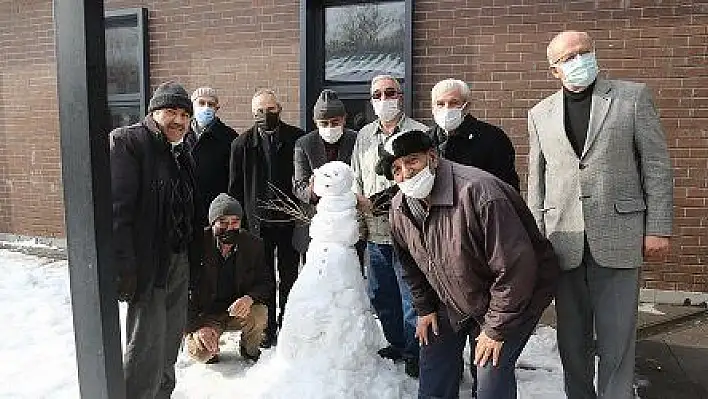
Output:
[313, 89, 345, 120]
[148, 81, 193, 115]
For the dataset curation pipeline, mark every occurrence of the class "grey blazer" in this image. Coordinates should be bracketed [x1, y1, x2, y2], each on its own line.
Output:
[291, 128, 357, 252]
[527, 78, 673, 270]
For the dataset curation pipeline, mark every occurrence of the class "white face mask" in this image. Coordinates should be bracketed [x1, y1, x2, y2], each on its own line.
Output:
[398, 165, 435, 199]
[318, 126, 344, 144]
[559, 52, 599, 91]
[433, 106, 465, 131]
[372, 99, 400, 122]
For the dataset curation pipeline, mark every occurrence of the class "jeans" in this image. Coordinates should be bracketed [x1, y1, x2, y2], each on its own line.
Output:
[366, 241, 419, 359]
[418, 310, 538, 399]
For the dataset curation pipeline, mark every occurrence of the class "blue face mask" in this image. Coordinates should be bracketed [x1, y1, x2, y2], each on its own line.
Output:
[194, 106, 215, 126]
[559, 52, 599, 90]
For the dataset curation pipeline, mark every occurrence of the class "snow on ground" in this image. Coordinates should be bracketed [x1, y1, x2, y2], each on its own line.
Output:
[0, 249, 566, 398]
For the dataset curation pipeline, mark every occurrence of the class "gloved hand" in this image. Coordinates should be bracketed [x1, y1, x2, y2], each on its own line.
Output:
[369, 185, 400, 217]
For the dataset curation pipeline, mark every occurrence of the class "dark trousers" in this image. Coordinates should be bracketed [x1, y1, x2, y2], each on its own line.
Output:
[418, 310, 538, 399]
[261, 225, 299, 339]
[555, 242, 640, 399]
[123, 252, 189, 399]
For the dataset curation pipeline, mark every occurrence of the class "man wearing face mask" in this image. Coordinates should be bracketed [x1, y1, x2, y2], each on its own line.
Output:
[528, 31, 673, 399]
[229, 89, 305, 348]
[429, 78, 519, 191]
[185, 193, 271, 364]
[292, 89, 358, 256]
[185, 87, 238, 217]
[379, 130, 559, 399]
[111, 81, 204, 398]
[351, 75, 428, 377]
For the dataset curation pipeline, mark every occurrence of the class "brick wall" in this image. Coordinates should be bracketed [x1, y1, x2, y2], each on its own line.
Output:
[105, 0, 302, 129]
[0, 0, 63, 237]
[412, 0, 708, 292]
[0, 0, 706, 291]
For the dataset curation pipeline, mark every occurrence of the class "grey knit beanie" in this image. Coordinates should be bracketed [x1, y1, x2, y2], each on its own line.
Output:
[148, 81, 193, 115]
[313, 89, 345, 120]
[208, 193, 243, 225]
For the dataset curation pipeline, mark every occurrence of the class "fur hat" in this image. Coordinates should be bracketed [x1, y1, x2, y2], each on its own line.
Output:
[208, 193, 243, 225]
[375, 130, 434, 180]
[191, 87, 219, 103]
[313, 89, 345, 120]
[147, 81, 193, 115]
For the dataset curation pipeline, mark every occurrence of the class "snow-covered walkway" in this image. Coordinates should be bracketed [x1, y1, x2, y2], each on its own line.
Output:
[0, 249, 565, 398]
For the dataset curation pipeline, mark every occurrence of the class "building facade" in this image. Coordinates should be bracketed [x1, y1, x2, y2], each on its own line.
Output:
[0, 0, 706, 293]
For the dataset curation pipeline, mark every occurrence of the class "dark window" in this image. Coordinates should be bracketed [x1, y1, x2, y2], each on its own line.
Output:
[105, 8, 149, 129]
[300, 0, 412, 132]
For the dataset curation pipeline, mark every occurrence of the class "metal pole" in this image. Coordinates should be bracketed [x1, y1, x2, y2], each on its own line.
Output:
[54, 0, 125, 397]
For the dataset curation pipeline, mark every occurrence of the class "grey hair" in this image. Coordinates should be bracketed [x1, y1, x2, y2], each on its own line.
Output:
[431, 78, 471, 104]
[370, 75, 402, 94]
[251, 88, 281, 111]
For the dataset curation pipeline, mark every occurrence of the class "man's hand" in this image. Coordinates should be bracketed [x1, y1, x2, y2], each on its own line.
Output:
[228, 295, 254, 319]
[644, 235, 670, 260]
[195, 326, 219, 355]
[415, 312, 438, 346]
[117, 270, 137, 302]
[355, 193, 373, 214]
[474, 330, 504, 367]
[308, 175, 318, 200]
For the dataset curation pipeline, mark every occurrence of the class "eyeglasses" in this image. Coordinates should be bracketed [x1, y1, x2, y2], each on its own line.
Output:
[371, 88, 398, 100]
[551, 49, 593, 66]
[315, 119, 343, 128]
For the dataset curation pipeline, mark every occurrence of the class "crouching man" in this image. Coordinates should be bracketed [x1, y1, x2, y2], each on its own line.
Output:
[380, 131, 560, 398]
[185, 193, 273, 363]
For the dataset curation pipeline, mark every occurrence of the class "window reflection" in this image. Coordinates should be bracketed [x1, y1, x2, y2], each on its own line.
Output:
[325, 2, 405, 82]
[109, 105, 141, 129]
[106, 23, 140, 95]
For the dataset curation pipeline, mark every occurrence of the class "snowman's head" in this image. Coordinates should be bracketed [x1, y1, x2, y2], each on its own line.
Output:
[313, 161, 355, 198]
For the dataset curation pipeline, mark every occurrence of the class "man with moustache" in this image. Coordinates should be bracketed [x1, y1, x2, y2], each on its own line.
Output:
[111, 81, 203, 398]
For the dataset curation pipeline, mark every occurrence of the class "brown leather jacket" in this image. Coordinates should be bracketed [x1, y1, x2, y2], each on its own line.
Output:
[390, 159, 559, 341]
[187, 228, 273, 332]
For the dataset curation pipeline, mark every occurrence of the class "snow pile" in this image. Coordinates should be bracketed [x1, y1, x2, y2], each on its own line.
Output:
[0, 251, 79, 398]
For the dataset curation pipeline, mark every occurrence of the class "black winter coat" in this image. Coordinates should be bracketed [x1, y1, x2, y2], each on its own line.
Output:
[185, 118, 238, 216]
[187, 228, 273, 332]
[110, 116, 204, 301]
[430, 115, 520, 191]
[228, 121, 305, 237]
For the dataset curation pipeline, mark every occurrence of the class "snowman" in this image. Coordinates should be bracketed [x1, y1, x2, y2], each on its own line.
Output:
[240, 161, 411, 398]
